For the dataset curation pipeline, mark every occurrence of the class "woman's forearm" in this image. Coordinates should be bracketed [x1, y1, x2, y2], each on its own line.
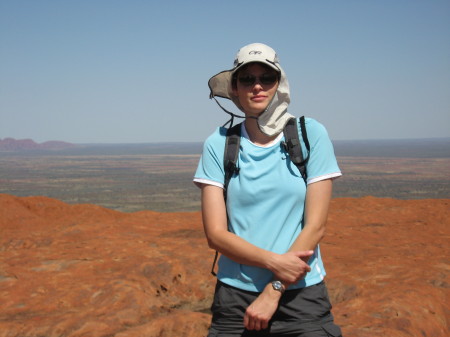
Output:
[201, 184, 312, 283]
[201, 184, 277, 270]
[206, 227, 277, 270]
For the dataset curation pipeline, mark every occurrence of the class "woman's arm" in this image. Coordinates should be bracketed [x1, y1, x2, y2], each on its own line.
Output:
[289, 178, 333, 254]
[244, 179, 333, 331]
[201, 184, 313, 284]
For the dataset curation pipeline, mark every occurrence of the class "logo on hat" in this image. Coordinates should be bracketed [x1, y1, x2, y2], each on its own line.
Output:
[249, 50, 262, 55]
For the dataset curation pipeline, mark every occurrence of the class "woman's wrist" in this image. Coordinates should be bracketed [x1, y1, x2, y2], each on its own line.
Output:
[270, 280, 286, 294]
[264, 251, 280, 274]
[263, 282, 283, 301]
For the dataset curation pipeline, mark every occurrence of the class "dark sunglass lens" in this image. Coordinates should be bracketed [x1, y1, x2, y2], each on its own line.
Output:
[260, 74, 277, 85]
[238, 73, 277, 86]
[238, 75, 256, 86]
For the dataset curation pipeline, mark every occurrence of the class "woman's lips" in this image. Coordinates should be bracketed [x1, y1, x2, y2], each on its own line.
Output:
[251, 95, 267, 102]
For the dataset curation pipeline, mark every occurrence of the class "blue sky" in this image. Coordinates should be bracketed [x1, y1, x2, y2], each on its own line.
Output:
[1, 0, 449, 143]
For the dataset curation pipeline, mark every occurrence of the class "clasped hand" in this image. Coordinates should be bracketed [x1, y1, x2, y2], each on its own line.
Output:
[244, 250, 314, 331]
[271, 250, 314, 285]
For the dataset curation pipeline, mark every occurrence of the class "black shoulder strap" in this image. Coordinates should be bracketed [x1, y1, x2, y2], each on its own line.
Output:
[282, 116, 310, 183]
[223, 123, 241, 201]
[211, 123, 241, 276]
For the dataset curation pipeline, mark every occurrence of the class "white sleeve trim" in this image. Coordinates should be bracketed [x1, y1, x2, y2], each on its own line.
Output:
[193, 178, 224, 189]
[307, 172, 342, 185]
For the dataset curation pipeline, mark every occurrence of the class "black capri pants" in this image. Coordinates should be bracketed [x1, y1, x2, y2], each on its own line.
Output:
[207, 281, 342, 337]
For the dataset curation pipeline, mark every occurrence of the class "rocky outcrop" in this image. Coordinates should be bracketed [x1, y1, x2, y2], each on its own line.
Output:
[0, 194, 448, 336]
[0, 138, 75, 151]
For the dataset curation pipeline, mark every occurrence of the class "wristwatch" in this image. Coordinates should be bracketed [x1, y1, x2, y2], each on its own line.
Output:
[271, 280, 285, 294]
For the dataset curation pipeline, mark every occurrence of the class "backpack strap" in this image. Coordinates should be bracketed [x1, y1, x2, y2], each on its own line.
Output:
[282, 116, 310, 183]
[223, 123, 241, 201]
[211, 122, 242, 276]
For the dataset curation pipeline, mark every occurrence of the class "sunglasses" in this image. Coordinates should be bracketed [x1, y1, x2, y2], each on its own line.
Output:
[237, 73, 278, 86]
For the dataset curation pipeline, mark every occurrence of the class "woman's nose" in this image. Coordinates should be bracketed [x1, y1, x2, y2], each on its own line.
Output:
[252, 82, 263, 91]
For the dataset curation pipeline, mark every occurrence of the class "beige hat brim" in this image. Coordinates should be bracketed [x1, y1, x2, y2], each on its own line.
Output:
[208, 60, 280, 100]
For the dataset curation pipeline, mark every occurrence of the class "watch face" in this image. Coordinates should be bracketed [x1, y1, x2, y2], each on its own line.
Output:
[272, 281, 284, 292]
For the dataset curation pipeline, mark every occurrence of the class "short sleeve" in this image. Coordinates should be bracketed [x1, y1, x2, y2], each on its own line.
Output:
[193, 127, 227, 188]
[300, 118, 342, 184]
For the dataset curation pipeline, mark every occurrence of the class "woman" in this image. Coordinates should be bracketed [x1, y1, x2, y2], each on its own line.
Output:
[194, 43, 343, 337]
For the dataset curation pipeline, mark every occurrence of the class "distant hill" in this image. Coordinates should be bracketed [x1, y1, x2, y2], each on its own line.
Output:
[0, 138, 76, 152]
[1, 137, 449, 158]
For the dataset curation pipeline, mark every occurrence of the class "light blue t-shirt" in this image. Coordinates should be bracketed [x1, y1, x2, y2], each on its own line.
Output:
[194, 118, 341, 292]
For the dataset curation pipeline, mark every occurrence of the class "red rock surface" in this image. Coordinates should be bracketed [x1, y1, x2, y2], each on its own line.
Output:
[0, 194, 448, 336]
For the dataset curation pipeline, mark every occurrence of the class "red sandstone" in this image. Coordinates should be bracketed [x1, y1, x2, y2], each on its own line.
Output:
[0, 194, 448, 336]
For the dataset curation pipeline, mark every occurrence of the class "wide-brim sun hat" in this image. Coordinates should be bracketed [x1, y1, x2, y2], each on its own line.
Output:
[208, 43, 280, 100]
[208, 43, 294, 136]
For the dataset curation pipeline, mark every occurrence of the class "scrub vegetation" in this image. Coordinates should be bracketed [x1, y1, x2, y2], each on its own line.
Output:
[1, 140, 448, 212]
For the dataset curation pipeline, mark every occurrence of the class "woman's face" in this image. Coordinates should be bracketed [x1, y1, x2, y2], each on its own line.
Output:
[232, 63, 279, 117]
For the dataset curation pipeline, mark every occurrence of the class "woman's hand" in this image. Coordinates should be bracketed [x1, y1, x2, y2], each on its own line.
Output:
[269, 250, 313, 285]
[244, 283, 281, 331]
